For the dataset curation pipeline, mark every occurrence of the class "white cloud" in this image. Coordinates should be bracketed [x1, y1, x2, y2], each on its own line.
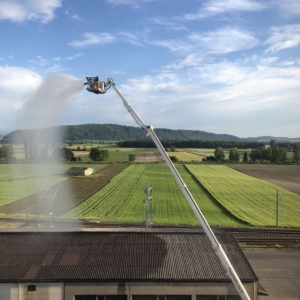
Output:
[180, 0, 265, 20]
[69, 32, 116, 48]
[71, 14, 83, 21]
[189, 27, 259, 55]
[106, 0, 156, 9]
[265, 24, 300, 53]
[160, 54, 204, 71]
[27, 56, 50, 66]
[273, 0, 300, 17]
[54, 53, 83, 61]
[65, 53, 83, 61]
[0, 0, 62, 23]
[69, 31, 147, 48]
[148, 27, 259, 55]
[118, 32, 143, 46]
[0, 65, 42, 130]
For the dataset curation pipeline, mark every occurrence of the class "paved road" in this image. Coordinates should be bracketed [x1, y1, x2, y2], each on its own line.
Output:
[245, 251, 300, 300]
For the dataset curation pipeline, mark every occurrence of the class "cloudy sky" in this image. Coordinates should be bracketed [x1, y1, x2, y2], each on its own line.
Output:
[0, 0, 299, 138]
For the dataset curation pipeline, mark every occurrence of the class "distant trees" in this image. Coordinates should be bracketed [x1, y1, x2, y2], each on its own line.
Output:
[118, 139, 265, 149]
[214, 147, 225, 162]
[243, 151, 248, 162]
[293, 145, 300, 164]
[249, 139, 288, 163]
[0, 144, 13, 160]
[89, 148, 109, 161]
[54, 146, 74, 161]
[229, 148, 240, 162]
[128, 154, 137, 161]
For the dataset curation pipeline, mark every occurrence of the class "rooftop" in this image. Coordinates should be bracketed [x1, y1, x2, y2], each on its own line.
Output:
[0, 231, 257, 283]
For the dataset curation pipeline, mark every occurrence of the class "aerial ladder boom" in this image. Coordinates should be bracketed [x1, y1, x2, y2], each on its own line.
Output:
[84, 76, 251, 300]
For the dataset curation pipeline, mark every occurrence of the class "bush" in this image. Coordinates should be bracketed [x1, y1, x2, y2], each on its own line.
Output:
[128, 154, 137, 161]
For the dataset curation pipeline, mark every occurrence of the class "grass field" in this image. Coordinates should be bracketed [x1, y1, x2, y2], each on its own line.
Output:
[186, 165, 300, 227]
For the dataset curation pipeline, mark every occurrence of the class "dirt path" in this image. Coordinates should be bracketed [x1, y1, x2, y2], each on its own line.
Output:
[229, 165, 300, 195]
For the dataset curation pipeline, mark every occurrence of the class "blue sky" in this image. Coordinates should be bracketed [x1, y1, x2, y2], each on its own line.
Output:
[0, 0, 299, 138]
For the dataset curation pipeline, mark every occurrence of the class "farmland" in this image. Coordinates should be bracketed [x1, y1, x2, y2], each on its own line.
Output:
[186, 165, 300, 227]
[0, 164, 127, 216]
[0, 162, 299, 228]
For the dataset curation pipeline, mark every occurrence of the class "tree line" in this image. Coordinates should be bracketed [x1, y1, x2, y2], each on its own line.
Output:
[118, 139, 266, 149]
[210, 140, 300, 164]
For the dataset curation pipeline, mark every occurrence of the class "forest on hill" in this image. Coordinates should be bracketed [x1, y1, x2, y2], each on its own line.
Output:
[2, 124, 299, 144]
[2, 124, 241, 143]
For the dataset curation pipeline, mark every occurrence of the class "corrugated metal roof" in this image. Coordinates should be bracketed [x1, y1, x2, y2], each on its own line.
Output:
[0, 231, 257, 282]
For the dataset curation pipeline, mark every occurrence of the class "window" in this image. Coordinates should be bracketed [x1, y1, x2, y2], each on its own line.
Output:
[75, 296, 126, 300]
[166, 296, 191, 300]
[132, 296, 191, 300]
[132, 297, 157, 300]
[106, 296, 127, 300]
[196, 297, 241, 300]
[27, 285, 36, 292]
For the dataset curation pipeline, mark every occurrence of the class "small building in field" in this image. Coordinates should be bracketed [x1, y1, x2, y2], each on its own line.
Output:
[0, 230, 259, 300]
[65, 167, 94, 176]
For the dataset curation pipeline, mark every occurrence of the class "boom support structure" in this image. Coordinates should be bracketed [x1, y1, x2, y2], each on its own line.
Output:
[85, 77, 251, 300]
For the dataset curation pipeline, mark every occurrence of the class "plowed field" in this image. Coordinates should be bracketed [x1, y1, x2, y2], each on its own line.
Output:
[0, 164, 128, 216]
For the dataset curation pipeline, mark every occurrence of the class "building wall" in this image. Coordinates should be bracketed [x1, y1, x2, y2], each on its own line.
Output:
[1, 281, 257, 300]
[0, 283, 63, 300]
[65, 281, 257, 300]
[0, 283, 19, 300]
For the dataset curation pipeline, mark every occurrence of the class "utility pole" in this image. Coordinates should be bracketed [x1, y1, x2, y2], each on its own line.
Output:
[276, 190, 279, 228]
[144, 186, 152, 229]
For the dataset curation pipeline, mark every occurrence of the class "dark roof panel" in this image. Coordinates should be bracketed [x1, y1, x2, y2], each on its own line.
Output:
[0, 231, 257, 282]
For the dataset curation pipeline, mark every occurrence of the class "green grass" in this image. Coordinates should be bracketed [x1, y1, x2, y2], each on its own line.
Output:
[186, 165, 300, 227]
